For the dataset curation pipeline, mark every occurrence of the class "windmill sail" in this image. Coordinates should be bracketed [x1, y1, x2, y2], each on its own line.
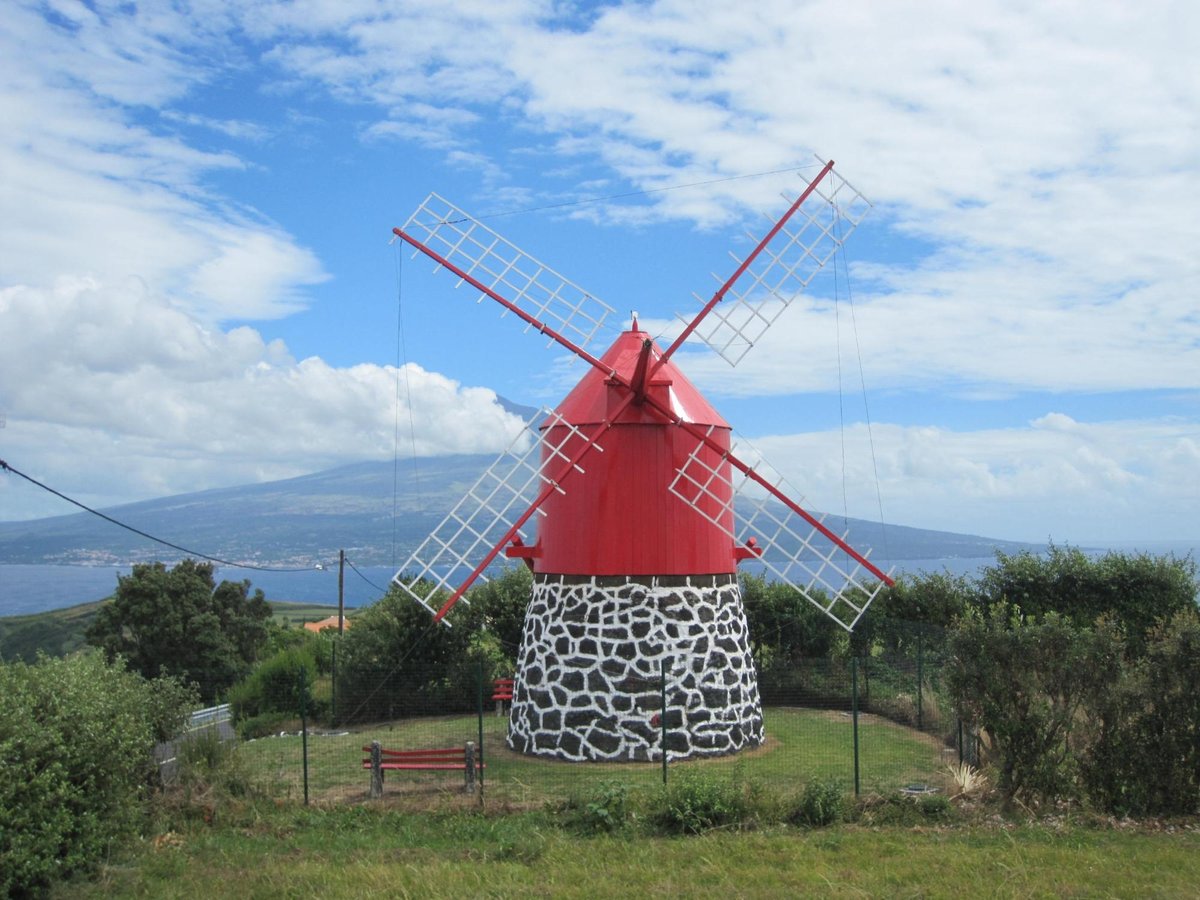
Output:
[391, 408, 606, 623]
[398, 193, 617, 354]
[669, 430, 891, 632]
[679, 157, 872, 366]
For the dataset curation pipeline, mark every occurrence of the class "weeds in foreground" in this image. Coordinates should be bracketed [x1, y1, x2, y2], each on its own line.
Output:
[788, 778, 845, 828]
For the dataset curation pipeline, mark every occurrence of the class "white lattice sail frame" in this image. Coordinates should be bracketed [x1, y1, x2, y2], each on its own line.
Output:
[392, 408, 604, 622]
[668, 428, 891, 632]
[401, 193, 618, 353]
[681, 158, 872, 366]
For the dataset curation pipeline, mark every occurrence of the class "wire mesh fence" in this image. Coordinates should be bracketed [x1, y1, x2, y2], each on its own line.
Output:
[208, 629, 968, 809]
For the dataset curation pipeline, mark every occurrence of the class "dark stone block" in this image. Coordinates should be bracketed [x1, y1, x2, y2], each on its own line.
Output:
[665, 732, 689, 753]
[601, 658, 626, 677]
[702, 687, 729, 708]
[707, 651, 728, 669]
[535, 732, 558, 751]
[615, 642, 637, 660]
[587, 726, 622, 755]
[579, 638, 598, 655]
[697, 604, 715, 623]
[631, 620, 651, 639]
[559, 731, 582, 757]
[543, 710, 561, 731]
[569, 694, 592, 708]
[561, 671, 585, 692]
[586, 669, 608, 693]
[565, 710, 592, 728]
[555, 636, 571, 655]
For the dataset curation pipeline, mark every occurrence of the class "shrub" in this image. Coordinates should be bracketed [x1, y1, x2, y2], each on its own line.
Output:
[229, 645, 318, 725]
[647, 768, 761, 835]
[0, 652, 196, 896]
[559, 780, 633, 834]
[1083, 609, 1200, 815]
[789, 778, 844, 827]
[946, 604, 1124, 807]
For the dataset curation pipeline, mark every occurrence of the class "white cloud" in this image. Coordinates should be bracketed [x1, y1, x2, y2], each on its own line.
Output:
[0, 1, 326, 323]
[744, 413, 1200, 544]
[0, 279, 529, 519]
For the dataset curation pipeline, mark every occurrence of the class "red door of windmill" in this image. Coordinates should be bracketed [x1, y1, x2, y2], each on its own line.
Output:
[535, 321, 737, 576]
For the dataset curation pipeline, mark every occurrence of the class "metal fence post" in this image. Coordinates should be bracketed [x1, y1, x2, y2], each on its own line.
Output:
[300, 668, 309, 806]
[661, 657, 668, 785]
[916, 630, 924, 732]
[477, 659, 485, 806]
[852, 655, 861, 797]
[331, 641, 337, 728]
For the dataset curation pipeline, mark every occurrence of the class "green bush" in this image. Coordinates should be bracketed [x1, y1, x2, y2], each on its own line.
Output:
[559, 780, 633, 834]
[647, 768, 761, 835]
[789, 778, 844, 828]
[946, 604, 1124, 807]
[229, 645, 318, 724]
[0, 652, 196, 896]
[1083, 610, 1200, 815]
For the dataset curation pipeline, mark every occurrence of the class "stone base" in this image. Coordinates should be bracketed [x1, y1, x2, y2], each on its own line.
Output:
[506, 574, 764, 762]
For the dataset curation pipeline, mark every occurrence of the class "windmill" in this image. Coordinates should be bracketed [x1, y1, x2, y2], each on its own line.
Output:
[391, 158, 893, 762]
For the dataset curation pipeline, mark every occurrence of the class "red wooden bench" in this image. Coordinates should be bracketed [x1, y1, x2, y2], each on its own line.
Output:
[363, 741, 483, 796]
[492, 678, 514, 716]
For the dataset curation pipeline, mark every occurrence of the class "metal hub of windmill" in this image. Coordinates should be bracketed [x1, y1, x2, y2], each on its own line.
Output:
[391, 158, 893, 762]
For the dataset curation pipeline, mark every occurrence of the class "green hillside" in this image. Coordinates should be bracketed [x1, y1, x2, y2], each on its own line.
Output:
[0, 598, 344, 663]
[0, 598, 107, 663]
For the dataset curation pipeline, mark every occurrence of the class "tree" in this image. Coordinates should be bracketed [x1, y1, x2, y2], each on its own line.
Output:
[85, 559, 271, 702]
[335, 566, 530, 723]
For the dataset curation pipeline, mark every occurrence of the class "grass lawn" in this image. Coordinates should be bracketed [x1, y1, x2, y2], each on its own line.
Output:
[237, 706, 951, 807]
[62, 808, 1200, 898]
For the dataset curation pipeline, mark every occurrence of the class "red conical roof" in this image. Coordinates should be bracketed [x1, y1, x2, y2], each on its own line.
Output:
[551, 327, 729, 428]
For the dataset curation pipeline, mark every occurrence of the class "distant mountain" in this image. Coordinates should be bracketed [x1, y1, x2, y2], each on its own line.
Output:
[0, 456, 1041, 568]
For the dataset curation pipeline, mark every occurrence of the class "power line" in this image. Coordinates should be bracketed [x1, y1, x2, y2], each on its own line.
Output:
[344, 557, 390, 595]
[0, 458, 314, 573]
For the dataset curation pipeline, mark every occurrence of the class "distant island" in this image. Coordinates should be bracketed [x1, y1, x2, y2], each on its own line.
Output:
[0, 455, 1043, 568]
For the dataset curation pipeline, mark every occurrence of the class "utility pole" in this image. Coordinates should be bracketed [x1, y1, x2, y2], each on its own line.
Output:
[338, 549, 345, 634]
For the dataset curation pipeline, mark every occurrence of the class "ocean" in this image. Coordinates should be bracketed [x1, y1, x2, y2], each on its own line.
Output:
[0, 556, 1010, 617]
[2, 543, 1193, 618]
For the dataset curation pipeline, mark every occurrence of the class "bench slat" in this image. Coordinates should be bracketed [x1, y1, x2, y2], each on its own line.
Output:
[357, 748, 460, 758]
[362, 762, 484, 771]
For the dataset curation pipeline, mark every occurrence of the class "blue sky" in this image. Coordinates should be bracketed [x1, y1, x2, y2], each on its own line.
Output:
[0, 0, 1197, 546]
